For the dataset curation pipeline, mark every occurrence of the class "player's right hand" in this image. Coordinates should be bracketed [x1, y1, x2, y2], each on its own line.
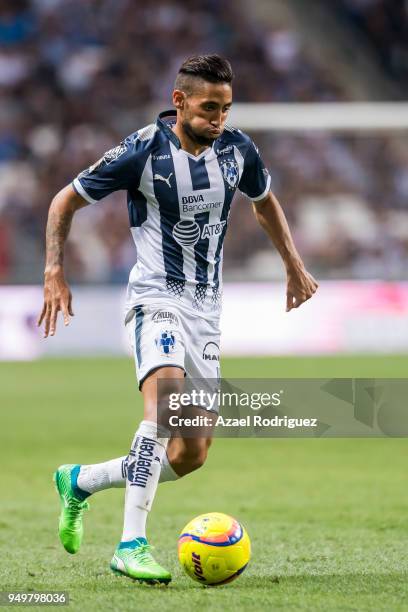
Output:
[37, 266, 74, 338]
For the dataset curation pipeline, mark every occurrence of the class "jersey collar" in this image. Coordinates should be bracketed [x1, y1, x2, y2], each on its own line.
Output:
[157, 110, 180, 148]
[156, 109, 220, 159]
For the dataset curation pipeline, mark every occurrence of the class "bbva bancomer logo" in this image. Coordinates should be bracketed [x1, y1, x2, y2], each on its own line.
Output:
[172, 219, 226, 247]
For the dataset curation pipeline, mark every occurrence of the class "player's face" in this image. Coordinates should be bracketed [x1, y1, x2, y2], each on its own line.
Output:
[175, 82, 233, 146]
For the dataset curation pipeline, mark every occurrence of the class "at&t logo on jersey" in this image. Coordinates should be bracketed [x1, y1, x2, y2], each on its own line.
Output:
[173, 220, 201, 246]
[201, 220, 226, 239]
[173, 220, 227, 247]
[220, 160, 239, 189]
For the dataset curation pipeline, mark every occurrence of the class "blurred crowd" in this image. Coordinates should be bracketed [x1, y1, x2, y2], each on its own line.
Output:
[336, 0, 408, 87]
[226, 132, 408, 281]
[0, 0, 407, 283]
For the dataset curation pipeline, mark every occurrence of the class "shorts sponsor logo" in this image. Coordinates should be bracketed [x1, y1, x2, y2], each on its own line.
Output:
[152, 310, 179, 326]
[203, 341, 220, 361]
[128, 437, 157, 488]
[155, 330, 177, 355]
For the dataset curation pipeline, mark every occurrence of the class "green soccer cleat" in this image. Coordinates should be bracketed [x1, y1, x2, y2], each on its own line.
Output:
[110, 539, 172, 584]
[53, 464, 89, 554]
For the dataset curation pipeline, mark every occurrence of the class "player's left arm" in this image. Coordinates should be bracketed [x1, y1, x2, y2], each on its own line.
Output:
[253, 191, 318, 311]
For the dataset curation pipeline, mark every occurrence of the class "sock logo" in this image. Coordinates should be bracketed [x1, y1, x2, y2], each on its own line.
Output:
[127, 437, 157, 488]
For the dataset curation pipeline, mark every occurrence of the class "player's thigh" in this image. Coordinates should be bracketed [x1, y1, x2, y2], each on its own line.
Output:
[184, 311, 221, 410]
[187, 313, 220, 379]
[126, 303, 186, 394]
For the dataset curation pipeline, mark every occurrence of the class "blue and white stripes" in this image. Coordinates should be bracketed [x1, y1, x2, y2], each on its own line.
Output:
[73, 110, 271, 315]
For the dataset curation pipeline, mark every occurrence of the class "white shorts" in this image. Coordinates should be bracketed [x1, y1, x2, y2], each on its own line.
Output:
[125, 303, 221, 389]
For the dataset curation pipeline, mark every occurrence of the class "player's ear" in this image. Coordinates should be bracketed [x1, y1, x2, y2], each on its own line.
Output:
[173, 89, 185, 110]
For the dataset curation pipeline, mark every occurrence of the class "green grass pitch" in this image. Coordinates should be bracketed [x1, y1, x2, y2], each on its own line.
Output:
[1, 355, 408, 611]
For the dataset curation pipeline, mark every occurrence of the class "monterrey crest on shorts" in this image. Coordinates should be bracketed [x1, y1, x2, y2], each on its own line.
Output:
[72, 110, 271, 317]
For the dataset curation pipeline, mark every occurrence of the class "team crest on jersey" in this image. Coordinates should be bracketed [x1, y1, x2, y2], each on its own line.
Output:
[88, 142, 127, 173]
[220, 160, 239, 190]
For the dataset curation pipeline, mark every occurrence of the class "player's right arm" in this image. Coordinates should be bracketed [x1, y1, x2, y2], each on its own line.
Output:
[37, 133, 148, 337]
[37, 184, 87, 338]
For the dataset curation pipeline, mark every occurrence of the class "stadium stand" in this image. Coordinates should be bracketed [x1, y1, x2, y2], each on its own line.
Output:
[0, 0, 407, 283]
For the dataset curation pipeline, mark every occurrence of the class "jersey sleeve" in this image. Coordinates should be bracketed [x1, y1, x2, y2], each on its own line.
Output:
[238, 140, 271, 202]
[72, 135, 140, 204]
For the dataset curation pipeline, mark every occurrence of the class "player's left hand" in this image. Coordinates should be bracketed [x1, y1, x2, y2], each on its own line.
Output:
[286, 265, 318, 312]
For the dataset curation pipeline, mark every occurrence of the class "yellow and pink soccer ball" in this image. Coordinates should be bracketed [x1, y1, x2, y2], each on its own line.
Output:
[178, 512, 251, 586]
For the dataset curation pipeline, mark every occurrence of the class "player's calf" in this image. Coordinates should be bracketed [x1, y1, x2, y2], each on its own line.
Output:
[114, 420, 172, 583]
[167, 437, 212, 477]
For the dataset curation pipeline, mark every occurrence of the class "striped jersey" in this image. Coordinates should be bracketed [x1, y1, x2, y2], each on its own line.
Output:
[73, 110, 271, 317]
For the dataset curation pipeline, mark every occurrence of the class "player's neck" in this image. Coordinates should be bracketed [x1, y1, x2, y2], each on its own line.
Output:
[172, 122, 210, 157]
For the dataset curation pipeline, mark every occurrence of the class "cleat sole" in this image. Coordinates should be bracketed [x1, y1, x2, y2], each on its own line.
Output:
[110, 565, 171, 585]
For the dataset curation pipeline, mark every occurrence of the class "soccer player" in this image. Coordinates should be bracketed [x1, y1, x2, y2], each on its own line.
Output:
[38, 55, 317, 584]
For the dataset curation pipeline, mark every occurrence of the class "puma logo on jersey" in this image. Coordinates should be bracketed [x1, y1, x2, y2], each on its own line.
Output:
[154, 172, 173, 188]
